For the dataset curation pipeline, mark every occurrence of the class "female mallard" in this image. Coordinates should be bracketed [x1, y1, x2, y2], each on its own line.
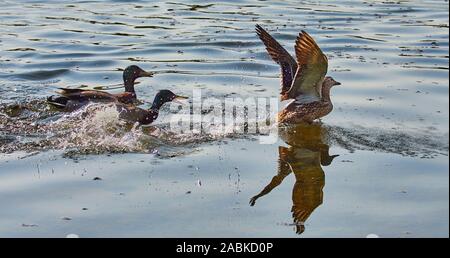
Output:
[256, 25, 341, 124]
[47, 65, 153, 111]
[116, 89, 188, 125]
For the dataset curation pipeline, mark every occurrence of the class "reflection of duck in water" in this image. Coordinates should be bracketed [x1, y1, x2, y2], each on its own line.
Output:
[250, 123, 339, 235]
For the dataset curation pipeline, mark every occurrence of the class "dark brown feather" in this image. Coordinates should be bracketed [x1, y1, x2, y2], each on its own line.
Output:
[255, 25, 298, 95]
[58, 89, 118, 101]
[286, 30, 328, 100]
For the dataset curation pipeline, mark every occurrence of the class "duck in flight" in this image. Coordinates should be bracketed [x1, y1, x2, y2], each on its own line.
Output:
[47, 65, 153, 111]
[115, 89, 188, 125]
[255, 25, 341, 124]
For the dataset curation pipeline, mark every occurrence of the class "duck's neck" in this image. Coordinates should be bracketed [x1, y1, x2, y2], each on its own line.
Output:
[141, 101, 162, 125]
[321, 86, 332, 103]
[123, 77, 136, 93]
[142, 109, 159, 125]
[151, 98, 165, 111]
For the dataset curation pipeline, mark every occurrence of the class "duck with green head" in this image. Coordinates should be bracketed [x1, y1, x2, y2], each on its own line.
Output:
[47, 65, 153, 111]
[116, 89, 188, 125]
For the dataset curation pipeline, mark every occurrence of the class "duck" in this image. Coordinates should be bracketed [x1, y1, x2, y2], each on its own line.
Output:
[47, 65, 153, 111]
[115, 89, 188, 125]
[255, 25, 341, 124]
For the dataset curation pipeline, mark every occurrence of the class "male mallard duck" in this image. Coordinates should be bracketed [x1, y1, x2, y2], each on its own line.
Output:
[256, 25, 341, 124]
[47, 65, 153, 111]
[116, 90, 188, 125]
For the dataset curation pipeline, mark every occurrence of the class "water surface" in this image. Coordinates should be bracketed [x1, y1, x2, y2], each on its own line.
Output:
[0, 0, 448, 237]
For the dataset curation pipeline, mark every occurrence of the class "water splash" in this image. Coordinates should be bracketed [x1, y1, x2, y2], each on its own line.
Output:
[1, 99, 448, 159]
[0, 100, 257, 157]
[327, 125, 449, 158]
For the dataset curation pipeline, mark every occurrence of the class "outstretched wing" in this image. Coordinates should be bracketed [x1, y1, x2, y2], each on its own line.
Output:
[255, 24, 298, 96]
[287, 31, 328, 101]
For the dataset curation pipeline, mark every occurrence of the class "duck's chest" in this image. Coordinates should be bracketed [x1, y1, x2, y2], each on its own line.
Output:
[141, 110, 159, 125]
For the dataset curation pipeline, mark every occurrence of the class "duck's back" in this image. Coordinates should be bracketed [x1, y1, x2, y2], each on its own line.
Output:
[278, 100, 333, 124]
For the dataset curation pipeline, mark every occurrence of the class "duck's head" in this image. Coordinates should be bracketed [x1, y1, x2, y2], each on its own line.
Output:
[321, 154, 340, 166]
[123, 65, 153, 90]
[323, 76, 341, 89]
[151, 90, 188, 110]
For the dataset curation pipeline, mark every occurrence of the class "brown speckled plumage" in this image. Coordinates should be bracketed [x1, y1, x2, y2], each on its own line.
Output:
[256, 25, 340, 124]
[278, 82, 334, 124]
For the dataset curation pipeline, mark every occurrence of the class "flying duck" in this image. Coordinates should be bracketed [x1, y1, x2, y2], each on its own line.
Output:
[256, 25, 341, 124]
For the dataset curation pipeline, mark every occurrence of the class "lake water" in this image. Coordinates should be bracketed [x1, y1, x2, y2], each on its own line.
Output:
[0, 0, 448, 237]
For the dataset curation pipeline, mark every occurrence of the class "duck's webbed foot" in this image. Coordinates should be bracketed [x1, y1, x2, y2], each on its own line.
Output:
[249, 196, 259, 206]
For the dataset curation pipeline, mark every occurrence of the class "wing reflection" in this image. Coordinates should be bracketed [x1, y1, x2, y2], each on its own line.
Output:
[250, 123, 339, 235]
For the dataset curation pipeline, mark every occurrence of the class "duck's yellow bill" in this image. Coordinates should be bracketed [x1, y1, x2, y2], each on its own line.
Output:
[175, 95, 189, 100]
[173, 95, 189, 104]
[139, 71, 154, 77]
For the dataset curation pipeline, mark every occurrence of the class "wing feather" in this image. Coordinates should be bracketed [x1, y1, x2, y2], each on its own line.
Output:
[286, 31, 328, 101]
[255, 25, 298, 96]
[57, 88, 117, 101]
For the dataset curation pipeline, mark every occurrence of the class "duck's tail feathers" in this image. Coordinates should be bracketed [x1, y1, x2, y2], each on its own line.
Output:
[57, 88, 86, 96]
[47, 95, 68, 109]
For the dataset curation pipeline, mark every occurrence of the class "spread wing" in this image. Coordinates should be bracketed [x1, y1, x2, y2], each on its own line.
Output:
[286, 31, 328, 101]
[255, 24, 298, 96]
